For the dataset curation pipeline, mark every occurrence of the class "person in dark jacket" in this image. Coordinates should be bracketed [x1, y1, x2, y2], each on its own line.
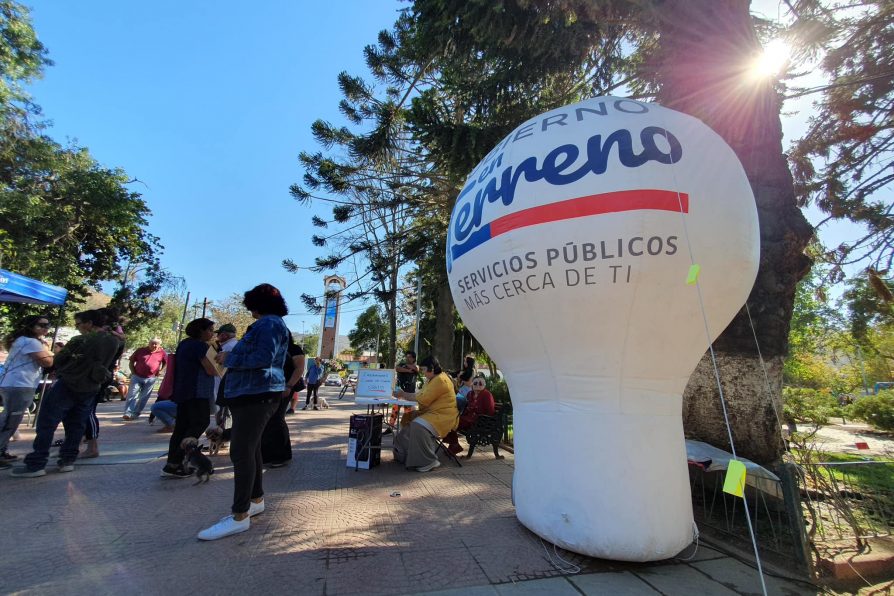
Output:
[160, 318, 218, 478]
[11, 310, 122, 477]
[261, 331, 304, 466]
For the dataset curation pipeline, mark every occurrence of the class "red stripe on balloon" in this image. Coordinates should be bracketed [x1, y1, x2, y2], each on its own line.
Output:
[488, 189, 689, 238]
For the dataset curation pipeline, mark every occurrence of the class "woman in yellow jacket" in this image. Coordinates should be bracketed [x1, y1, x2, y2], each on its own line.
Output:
[392, 355, 458, 472]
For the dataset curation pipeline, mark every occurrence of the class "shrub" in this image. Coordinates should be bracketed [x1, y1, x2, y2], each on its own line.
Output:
[847, 391, 894, 431]
[486, 376, 511, 405]
[782, 387, 842, 426]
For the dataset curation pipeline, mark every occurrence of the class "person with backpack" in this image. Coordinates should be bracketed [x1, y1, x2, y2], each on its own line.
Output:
[11, 310, 122, 477]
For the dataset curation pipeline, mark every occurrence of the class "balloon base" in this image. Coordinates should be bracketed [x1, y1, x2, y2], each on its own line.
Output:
[512, 406, 694, 562]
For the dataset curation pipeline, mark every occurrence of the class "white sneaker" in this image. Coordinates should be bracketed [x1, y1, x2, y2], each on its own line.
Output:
[248, 500, 265, 517]
[197, 515, 250, 541]
[417, 459, 441, 473]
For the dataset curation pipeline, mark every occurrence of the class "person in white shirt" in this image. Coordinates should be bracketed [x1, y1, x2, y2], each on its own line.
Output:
[212, 324, 239, 400]
[209, 323, 239, 431]
[0, 315, 54, 467]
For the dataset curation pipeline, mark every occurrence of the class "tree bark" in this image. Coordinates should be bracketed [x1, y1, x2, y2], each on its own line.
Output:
[655, 0, 813, 463]
[433, 268, 456, 369]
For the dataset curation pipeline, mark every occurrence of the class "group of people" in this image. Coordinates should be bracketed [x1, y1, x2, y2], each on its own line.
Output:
[390, 352, 496, 472]
[152, 284, 303, 540]
[0, 283, 500, 541]
[1, 308, 124, 474]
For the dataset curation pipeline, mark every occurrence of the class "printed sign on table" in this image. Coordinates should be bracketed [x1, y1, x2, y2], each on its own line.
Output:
[355, 369, 395, 398]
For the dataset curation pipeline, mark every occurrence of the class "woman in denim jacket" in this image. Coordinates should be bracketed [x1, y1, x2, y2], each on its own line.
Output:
[198, 283, 289, 541]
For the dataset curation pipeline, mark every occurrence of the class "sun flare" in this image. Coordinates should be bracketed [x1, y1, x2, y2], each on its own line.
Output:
[753, 39, 790, 78]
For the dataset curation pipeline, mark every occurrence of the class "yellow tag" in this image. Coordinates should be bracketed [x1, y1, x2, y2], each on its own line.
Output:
[686, 264, 701, 285]
[723, 459, 747, 498]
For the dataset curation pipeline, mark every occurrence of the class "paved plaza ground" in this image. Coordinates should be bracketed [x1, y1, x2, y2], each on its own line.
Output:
[2, 387, 822, 595]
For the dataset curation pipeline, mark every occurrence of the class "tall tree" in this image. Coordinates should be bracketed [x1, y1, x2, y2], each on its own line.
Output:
[397, 0, 813, 462]
[788, 0, 894, 280]
[289, 76, 420, 367]
[0, 1, 166, 334]
[0, 141, 160, 304]
[648, 0, 813, 463]
[0, 0, 49, 136]
[288, 18, 456, 367]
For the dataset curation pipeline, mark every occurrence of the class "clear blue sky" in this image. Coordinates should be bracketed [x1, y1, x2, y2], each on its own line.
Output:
[27, 1, 405, 335]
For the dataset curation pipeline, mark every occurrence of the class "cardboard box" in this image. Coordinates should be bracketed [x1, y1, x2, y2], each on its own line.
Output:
[347, 414, 383, 469]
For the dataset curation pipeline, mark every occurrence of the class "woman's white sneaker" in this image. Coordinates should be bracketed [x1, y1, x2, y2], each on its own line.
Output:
[248, 500, 265, 517]
[197, 515, 249, 541]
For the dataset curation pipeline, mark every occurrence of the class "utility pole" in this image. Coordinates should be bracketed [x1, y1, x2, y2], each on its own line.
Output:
[177, 291, 191, 344]
[201, 297, 208, 318]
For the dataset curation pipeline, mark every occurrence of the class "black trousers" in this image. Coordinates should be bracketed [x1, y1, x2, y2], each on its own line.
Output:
[261, 394, 292, 464]
[305, 383, 320, 405]
[166, 399, 210, 466]
[85, 394, 100, 440]
[230, 395, 279, 514]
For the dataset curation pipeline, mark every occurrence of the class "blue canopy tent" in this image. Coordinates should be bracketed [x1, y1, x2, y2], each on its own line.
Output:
[0, 268, 69, 426]
[0, 269, 68, 306]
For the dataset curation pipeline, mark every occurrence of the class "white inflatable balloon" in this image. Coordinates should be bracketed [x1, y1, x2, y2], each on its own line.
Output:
[446, 96, 759, 562]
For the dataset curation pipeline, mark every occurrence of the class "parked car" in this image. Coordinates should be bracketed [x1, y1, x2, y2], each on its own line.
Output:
[324, 373, 342, 387]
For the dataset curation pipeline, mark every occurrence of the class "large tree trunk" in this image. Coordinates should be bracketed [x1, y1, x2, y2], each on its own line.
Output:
[433, 269, 456, 369]
[656, 0, 813, 464]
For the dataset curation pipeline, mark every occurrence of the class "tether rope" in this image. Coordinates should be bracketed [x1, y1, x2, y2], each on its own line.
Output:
[659, 116, 769, 596]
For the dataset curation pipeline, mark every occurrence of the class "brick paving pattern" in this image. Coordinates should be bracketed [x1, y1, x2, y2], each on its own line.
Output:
[1, 388, 820, 595]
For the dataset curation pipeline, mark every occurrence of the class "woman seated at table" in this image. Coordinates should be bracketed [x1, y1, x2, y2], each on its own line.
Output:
[443, 376, 496, 454]
[392, 355, 457, 473]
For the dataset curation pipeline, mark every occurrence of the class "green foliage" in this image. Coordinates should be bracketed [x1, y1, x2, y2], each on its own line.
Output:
[299, 331, 320, 358]
[788, 0, 894, 275]
[782, 387, 842, 426]
[784, 250, 845, 389]
[486, 375, 511, 406]
[109, 256, 182, 332]
[842, 272, 894, 341]
[125, 293, 186, 352]
[0, 0, 50, 121]
[784, 351, 837, 390]
[348, 306, 392, 364]
[0, 136, 156, 304]
[847, 390, 894, 431]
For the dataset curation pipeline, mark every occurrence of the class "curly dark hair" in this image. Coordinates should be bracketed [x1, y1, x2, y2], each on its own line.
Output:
[243, 283, 288, 317]
[4, 315, 51, 350]
[184, 318, 215, 339]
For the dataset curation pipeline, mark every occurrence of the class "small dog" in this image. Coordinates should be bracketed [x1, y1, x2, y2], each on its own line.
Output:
[320, 397, 330, 409]
[181, 437, 214, 485]
[205, 426, 225, 456]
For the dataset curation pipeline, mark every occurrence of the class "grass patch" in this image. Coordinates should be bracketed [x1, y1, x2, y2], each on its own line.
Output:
[816, 452, 894, 495]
